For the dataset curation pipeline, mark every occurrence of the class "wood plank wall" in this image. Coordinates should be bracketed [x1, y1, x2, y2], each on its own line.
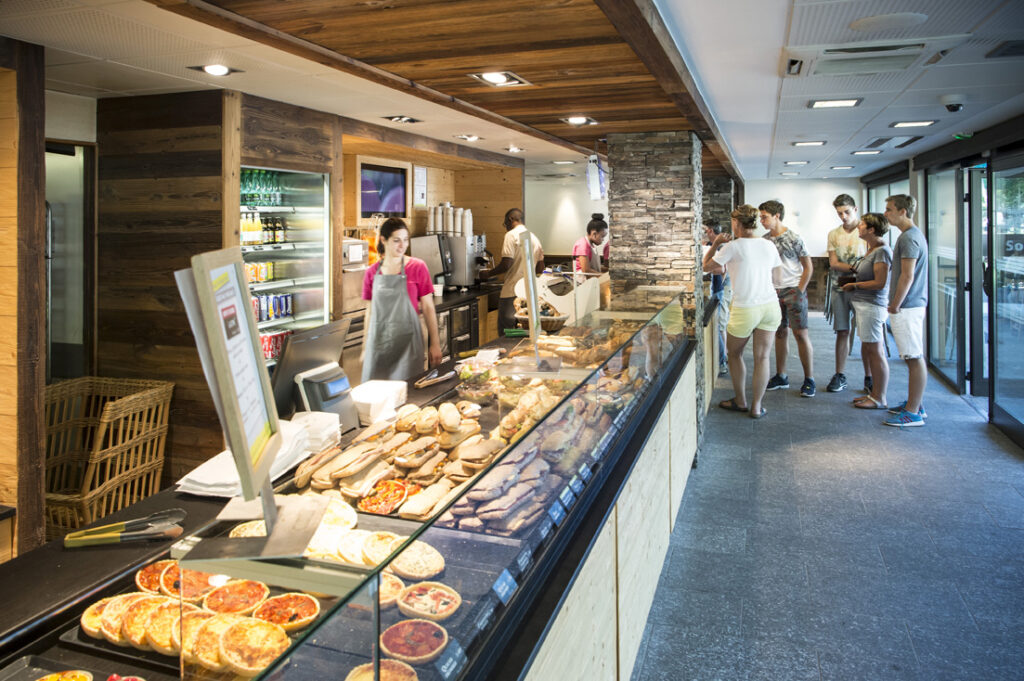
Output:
[97, 90, 226, 482]
[0, 37, 46, 553]
[454, 167, 525, 261]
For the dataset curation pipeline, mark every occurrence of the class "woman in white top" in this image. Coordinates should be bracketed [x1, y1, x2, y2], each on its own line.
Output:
[703, 204, 783, 419]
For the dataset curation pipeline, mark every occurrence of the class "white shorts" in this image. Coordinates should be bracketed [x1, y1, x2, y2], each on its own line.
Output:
[852, 301, 888, 344]
[889, 306, 925, 359]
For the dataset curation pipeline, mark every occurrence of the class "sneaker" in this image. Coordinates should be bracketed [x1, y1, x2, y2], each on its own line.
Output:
[864, 376, 874, 393]
[718, 364, 728, 377]
[800, 378, 816, 398]
[826, 373, 848, 392]
[766, 374, 789, 391]
[887, 401, 927, 418]
[883, 409, 925, 428]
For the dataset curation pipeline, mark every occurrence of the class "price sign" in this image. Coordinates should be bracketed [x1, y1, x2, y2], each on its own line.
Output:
[559, 485, 576, 509]
[579, 463, 593, 482]
[592, 433, 610, 460]
[569, 475, 584, 496]
[492, 569, 518, 605]
[434, 638, 468, 680]
[548, 500, 567, 526]
[474, 601, 496, 632]
[516, 547, 533, 574]
[539, 515, 555, 539]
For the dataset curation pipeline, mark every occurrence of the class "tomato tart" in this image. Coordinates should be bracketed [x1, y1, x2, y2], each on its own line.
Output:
[396, 582, 461, 622]
[344, 659, 418, 681]
[202, 579, 269, 616]
[158, 564, 218, 603]
[218, 618, 291, 677]
[228, 519, 266, 538]
[252, 592, 320, 632]
[80, 596, 116, 639]
[380, 619, 449, 665]
[145, 600, 198, 656]
[358, 480, 410, 515]
[33, 672, 93, 681]
[134, 559, 176, 594]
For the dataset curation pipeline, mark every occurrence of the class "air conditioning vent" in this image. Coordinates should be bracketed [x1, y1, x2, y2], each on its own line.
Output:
[784, 36, 967, 77]
[867, 137, 892, 148]
[987, 41, 1024, 59]
[813, 54, 919, 76]
[823, 43, 925, 55]
[786, 58, 803, 76]
[894, 136, 923, 149]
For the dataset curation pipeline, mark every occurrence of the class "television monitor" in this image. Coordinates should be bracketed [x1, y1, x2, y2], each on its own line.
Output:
[271, 319, 351, 417]
[360, 163, 407, 218]
[410, 235, 452, 282]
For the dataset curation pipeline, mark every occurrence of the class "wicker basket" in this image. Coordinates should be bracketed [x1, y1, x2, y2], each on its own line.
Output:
[43, 377, 174, 540]
[515, 312, 569, 333]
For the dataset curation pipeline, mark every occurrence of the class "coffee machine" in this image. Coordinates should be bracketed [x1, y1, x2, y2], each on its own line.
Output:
[442, 235, 486, 287]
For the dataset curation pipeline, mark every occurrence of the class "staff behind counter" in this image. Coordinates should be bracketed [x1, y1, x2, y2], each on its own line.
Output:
[479, 208, 545, 335]
[361, 217, 443, 382]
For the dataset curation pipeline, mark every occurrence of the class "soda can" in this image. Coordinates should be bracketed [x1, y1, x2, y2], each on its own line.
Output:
[266, 294, 276, 320]
[265, 261, 274, 281]
[284, 293, 293, 316]
[257, 262, 267, 283]
[251, 296, 259, 320]
[259, 294, 270, 321]
[274, 332, 284, 358]
[260, 334, 268, 359]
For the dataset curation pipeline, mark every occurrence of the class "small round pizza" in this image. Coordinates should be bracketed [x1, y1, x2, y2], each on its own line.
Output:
[252, 593, 320, 632]
[358, 480, 410, 515]
[33, 672, 93, 681]
[202, 579, 269, 616]
[146, 600, 199, 656]
[344, 659, 418, 681]
[120, 594, 170, 649]
[362, 531, 400, 566]
[159, 564, 218, 603]
[228, 519, 266, 538]
[135, 559, 176, 594]
[388, 539, 445, 580]
[396, 582, 461, 622]
[172, 609, 215, 662]
[192, 613, 246, 671]
[80, 596, 116, 639]
[380, 619, 449, 665]
[100, 593, 147, 646]
[337, 530, 372, 566]
[378, 573, 405, 610]
[218, 618, 291, 677]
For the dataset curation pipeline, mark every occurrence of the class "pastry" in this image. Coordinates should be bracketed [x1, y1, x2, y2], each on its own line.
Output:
[202, 579, 269, 616]
[120, 594, 169, 649]
[253, 593, 321, 632]
[378, 572, 405, 610]
[380, 619, 448, 665]
[135, 559, 176, 594]
[344, 659, 418, 681]
[100, 593, 146, 646]
[80, 596, 116, 639]
[388, 539, 444, 580]
[438, 402, 461, 432]
[192, 613, 246, 671]
[146, 600, 199, 655]
[172, 609, 215, 661]
[219, 618, 290, 677]
[396, 581, 461, 621]
[159, 564, 218, 603]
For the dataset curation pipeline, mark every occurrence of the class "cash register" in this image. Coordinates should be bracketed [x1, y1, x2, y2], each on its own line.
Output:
[271, 319, 360, 432]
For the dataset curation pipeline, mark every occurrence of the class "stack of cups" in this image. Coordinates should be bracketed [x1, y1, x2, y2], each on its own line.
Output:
[454, 207, 464, 236]
[464, 209, 473, 238]
[427, 206, 435, 233]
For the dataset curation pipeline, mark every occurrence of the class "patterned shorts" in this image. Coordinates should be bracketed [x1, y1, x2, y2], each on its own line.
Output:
[776, 287, 809, 330]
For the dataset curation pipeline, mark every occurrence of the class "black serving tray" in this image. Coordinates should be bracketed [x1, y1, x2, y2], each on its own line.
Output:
[57, 628, 179, 675]
[0, 655, 103, 681]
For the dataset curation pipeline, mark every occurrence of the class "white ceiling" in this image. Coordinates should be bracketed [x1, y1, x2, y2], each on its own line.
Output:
[3, 0, 1024, 181]
[657, 0, 1024, 180]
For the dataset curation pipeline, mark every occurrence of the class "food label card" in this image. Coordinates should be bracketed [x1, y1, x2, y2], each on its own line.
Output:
[434, 638, 468, 680]
[569, 475, 584, 496]
[538, 515, 555, 540]
[474, 600, 496, 633]
[492, 569, 518, 605]
[548, 500, 567, 526]
[579, 463, 593, 482]
[559, 485, 576, 510]
[516, 547, 533, 576]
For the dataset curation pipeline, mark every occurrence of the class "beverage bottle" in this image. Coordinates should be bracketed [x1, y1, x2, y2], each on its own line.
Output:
[271, 172, 282, 207]
[240, 168, 249, 205]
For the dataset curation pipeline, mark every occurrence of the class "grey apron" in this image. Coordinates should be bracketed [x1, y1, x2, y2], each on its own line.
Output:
[362, 257, 425, 382]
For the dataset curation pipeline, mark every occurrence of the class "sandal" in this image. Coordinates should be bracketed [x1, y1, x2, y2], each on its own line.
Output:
[854, 395, 888, 410]
[749, 407, 767, 419]
[719, 398, 749, 412]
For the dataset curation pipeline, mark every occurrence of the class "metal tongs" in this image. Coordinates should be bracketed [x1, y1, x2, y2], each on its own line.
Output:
[63, 508, 188, 548]
[413, 367, 456, 389]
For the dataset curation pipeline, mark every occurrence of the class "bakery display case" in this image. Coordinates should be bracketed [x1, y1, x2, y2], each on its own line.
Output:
[0, 291, 695, 681]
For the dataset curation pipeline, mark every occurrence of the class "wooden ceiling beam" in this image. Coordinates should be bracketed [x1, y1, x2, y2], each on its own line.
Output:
[592, 0, 743, 184]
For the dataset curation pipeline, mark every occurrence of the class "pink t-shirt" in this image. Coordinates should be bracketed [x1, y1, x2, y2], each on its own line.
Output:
[572, 237, 610, 271]
[362, 257, 433, 313]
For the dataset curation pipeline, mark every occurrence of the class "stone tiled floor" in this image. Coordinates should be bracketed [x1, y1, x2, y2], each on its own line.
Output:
[631, 312, 1024, 681]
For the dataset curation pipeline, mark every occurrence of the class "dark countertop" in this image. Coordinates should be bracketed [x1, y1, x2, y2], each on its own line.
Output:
[0, 505, 14, 522]
[434, 283, 502, 313]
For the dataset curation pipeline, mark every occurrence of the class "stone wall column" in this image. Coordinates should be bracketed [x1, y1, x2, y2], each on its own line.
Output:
[702, 176, 734, 226]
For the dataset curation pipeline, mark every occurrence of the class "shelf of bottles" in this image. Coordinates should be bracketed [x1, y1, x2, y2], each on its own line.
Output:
[240, 166, 330, 366]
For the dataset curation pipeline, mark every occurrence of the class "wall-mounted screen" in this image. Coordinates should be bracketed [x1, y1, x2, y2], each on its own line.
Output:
[360, 163, 407, 218]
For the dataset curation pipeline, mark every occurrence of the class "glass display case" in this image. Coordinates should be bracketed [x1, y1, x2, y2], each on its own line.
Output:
[51, 291, 692, 681]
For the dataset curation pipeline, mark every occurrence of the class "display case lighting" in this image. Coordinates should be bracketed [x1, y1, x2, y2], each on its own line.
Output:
[780, 172, 800, 176]
[891, 120, 936, 128]
[784, 161, 809, 166]
[831, 165, 854, 170]
[552, 160, 576, 165]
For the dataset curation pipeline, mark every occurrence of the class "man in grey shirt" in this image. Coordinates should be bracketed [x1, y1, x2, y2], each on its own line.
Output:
[883, 194, 929, 428]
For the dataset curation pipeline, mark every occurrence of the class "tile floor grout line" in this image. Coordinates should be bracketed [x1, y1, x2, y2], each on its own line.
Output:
[903, 619, 922, 666]
[952, 581, 982, 633]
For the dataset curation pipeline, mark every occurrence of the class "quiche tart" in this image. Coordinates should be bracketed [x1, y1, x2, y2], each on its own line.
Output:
[159, 564, 218, 603]
[378, 573, 405, 610]
[362, 531, 401, 566]
[120, 595, 169, 649]
[146, 600, 199, 655]
[253, 593, 321, 632]
[228, 519, 266, 538]
[202, 579, 269, 616]
[336, 529, 372, 566]
[80, 596, 116, 639]
[100, 593, 147, 646]
[344, 659, 418, 681]
[33, 673, 93, 681]
[192, 613, 246, 671]
[380, 619, 449, 665]
[388, 539, 445, 580]
[395, 582, 461, 622]
[172, 609, 215, 661]
[219, 618, 291, 677]
[134, 559, 176, 594]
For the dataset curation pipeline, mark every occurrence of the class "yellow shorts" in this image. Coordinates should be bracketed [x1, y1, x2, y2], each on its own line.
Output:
[727, 301, 782, 338]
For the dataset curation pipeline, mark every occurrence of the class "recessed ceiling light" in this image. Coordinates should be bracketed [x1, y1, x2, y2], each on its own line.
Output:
[188, 64, 241, 76]
[454, 134, 481, 142]
[891, 120, 936, 128]
[780, 172, 800, 177]
[561, 116, 598, 126]
[809, 98, 862, 108]
[831, 165, 854, 170]
[852, 150, 882, 155]
[384, 115, 420, 124]
[784, 161, 809, 166]
[506, 145, 524, 153]
[792, 141, 826, 147]
[552, 160, 576, 165]
[468, 71, 531, 87]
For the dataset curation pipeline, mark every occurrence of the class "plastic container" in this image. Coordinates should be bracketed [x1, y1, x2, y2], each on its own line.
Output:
[350, 380, 408, 425]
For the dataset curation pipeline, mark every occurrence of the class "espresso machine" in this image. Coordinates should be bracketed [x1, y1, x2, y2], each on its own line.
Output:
[442, 235, 486, 287]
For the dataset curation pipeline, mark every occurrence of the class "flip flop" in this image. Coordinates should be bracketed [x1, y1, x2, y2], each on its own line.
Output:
[749, 407, 767, 419]
[719, 398, 749, 412]
[854, 395, 888, 410]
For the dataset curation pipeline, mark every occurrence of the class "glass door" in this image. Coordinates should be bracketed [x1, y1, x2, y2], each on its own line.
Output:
[966, 166, 989, 396]
[990, 156, 1024, 447]
[926, 167, 964, 390]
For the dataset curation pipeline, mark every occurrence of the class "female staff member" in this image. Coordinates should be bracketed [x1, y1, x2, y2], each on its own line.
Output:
[573, 213, 610, 275]
[842, 213, 892, 410]
[361, 218, 443, 382]
[702, 205, 782, 419]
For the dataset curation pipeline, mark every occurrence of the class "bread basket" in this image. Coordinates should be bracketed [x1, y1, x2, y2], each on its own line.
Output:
[515, 312, 569, 333]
